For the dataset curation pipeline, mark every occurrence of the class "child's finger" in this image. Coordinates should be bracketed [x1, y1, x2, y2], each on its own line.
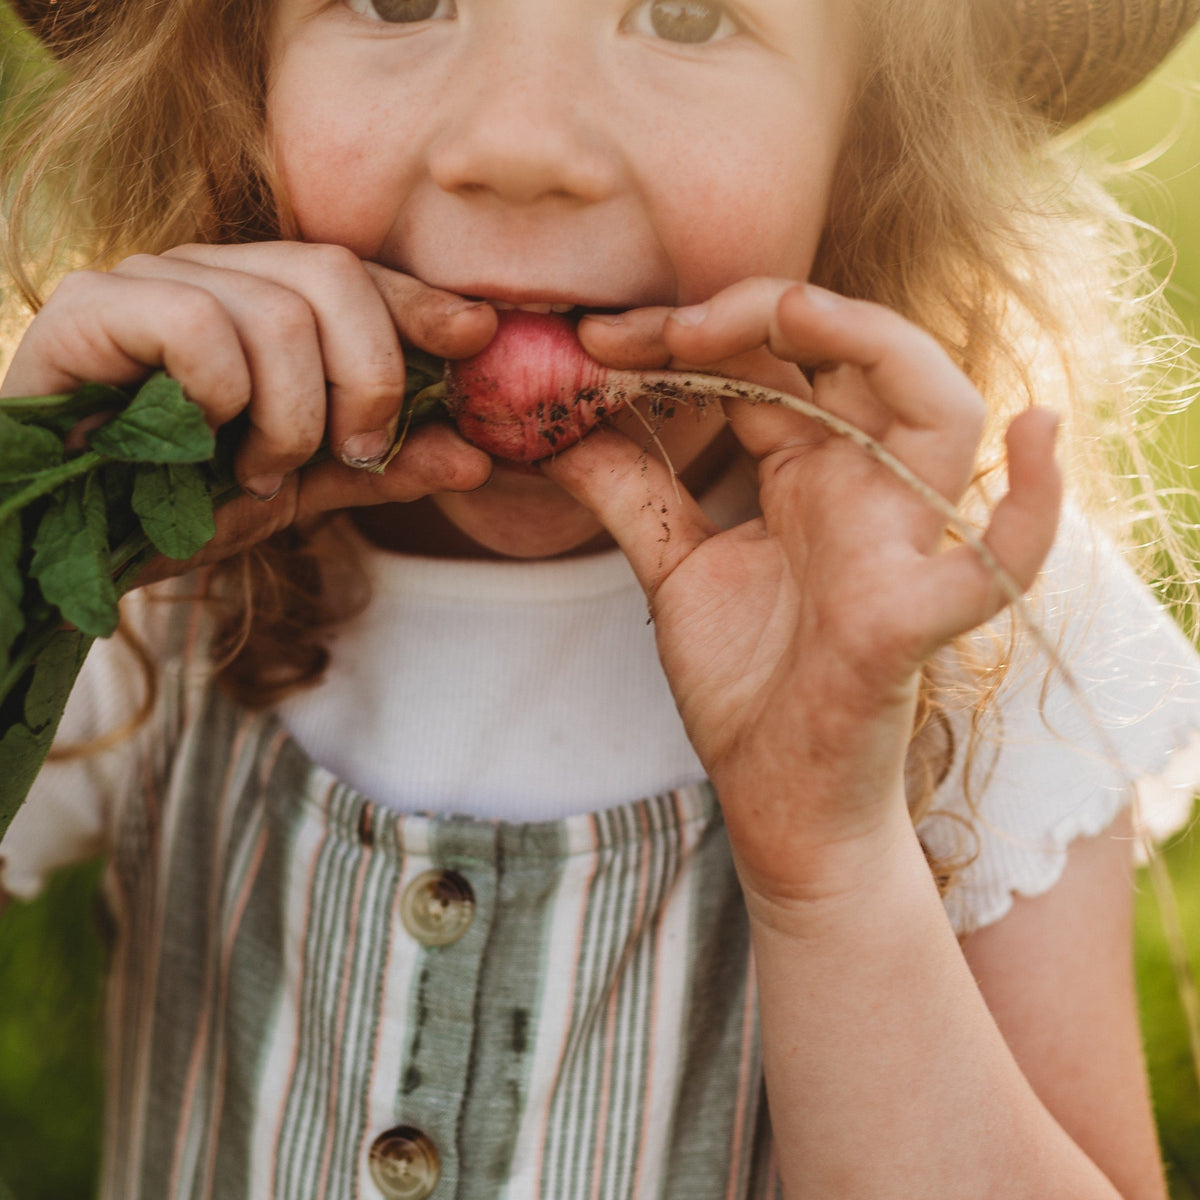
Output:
[155, 245, 422, 464]
[576, 307, 675, 369]
[913, 408, 1062, 647]
[135, 423, 494, 586]
[771, 286, 987, 490]
[715, 286, 988, 508]
[294, 422, 495, 519]
[660, 275, 891, 435]
[539, 427, 720, 599]
[161, 244, 496, 361]
[112, 253, 332, 493]
[653, 280, 956, 481]
[660, 276, 799, 363]
[360, 260, 499, 358]
[0, 269, 251, 426]
[666, 281, 986, 501]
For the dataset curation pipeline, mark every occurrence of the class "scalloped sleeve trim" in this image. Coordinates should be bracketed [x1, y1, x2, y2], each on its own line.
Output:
[918, 514, 1200, 937]
[929, 723, 1200, 936]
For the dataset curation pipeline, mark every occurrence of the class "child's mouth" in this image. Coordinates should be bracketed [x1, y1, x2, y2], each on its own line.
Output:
[464, 298, 629, 321]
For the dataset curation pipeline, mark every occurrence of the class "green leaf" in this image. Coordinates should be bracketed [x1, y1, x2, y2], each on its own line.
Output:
[0, 411, 63, 481]
[99, 461, 139, 549]
[29, 473, 119, 638]
[0, 630, 92, 828]
[0, 381, 127, 425]
[0, 519, 23, 676]
[87, 373, 215, 464]
[23, 628, 90, 730]
[0, 722, 45, 829]
[131, 462, 215, 560]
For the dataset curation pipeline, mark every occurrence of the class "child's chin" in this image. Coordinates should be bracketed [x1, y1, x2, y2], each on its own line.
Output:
[432, 486, 614, 560]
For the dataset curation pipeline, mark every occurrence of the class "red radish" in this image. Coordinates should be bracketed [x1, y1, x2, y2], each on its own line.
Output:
[443, 311, 620, 462]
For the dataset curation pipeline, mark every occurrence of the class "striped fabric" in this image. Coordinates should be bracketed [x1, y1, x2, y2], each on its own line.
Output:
[94, 607, 783, 1200]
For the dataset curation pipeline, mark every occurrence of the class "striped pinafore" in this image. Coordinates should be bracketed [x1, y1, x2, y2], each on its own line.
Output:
[96, 599, 782, 1200]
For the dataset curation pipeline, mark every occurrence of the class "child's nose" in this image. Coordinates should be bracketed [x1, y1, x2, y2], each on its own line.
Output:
[426, 23, 621, 206]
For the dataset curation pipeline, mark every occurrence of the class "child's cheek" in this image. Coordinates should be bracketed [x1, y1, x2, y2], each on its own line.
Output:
[272, 130, 389, 255]
[268, 55, 412, 256]
[646, 129, 841, 299]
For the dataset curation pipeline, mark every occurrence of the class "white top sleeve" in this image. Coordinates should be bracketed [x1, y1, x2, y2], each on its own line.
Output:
[0, 607, 154, 900]
[919, 515, 1200, 935]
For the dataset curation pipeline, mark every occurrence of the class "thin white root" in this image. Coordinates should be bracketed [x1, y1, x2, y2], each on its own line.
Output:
[625, 367, 1200, 1093]
[631, 369, 1033, 612]
[615, 390, 685, 506]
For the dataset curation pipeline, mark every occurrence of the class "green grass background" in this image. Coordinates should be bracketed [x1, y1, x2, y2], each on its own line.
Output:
[3, 17, 1200, 1200]
[1098, 30, 1200, 1194]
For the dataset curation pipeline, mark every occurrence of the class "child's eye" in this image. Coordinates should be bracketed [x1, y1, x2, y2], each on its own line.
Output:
[626, 0, 738, 45]
[347, 0, 455, 23]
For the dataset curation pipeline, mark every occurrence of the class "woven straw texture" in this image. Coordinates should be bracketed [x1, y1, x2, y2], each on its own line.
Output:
[1015, 0, 1200, 123]
[6, 0, 1200, 125]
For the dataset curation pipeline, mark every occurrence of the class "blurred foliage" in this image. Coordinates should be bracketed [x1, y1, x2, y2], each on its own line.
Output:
[1087, 40, 1200, 344]
[1086, 26, 1200, 569]
[1139, 835, 1200, 1198]
[1089, 37, 1200, 1198]
[0, 862, 105, 1199]
[2, 12, 1200, 1200]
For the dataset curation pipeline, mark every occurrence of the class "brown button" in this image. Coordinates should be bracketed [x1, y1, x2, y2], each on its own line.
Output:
[368, 1126, 440, 1200]
[400, 870, 475, 947]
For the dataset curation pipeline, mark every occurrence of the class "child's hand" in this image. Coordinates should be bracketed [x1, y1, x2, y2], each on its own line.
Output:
[549, 280, 1061, 908]
[0, 243, 497, 575]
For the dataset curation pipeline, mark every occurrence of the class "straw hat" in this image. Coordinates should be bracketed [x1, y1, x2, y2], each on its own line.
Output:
[8, 0, 1200, 126]
[1015, 0, 1200, 123]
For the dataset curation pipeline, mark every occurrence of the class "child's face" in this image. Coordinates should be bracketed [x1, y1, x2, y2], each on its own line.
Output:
[267, 0, 858, 557]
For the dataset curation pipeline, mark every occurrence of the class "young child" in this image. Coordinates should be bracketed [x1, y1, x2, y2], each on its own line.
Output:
[2, 0, 1200, 1196]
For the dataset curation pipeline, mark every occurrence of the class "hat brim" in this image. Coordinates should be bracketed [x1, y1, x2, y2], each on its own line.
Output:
[1014, 0, 1200, 125]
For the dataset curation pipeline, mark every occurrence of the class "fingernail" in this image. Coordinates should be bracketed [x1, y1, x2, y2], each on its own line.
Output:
[243, 474, 284, 501]
[341, 428, 394, 469]
[671, 302, 709, 328]
[580, 312, 627, 327]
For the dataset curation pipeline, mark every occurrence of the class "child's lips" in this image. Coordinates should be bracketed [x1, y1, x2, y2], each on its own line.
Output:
[457, 292, 636, 320]
[487, 300, 576, 314]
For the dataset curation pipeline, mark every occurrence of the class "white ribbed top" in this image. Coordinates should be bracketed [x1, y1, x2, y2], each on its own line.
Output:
[276, 542, 708, 818]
